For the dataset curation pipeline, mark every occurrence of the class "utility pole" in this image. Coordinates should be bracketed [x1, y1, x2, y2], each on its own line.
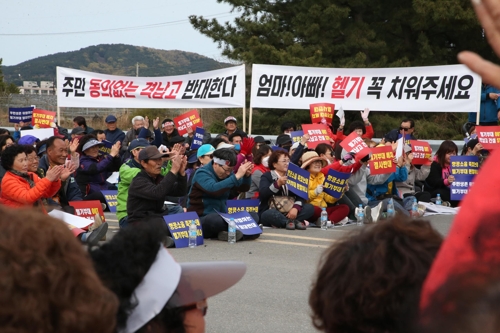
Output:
[136, 62, 139, 77]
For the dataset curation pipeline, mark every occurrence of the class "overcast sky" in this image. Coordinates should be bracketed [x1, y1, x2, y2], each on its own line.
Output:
[1, 0, 238, 66]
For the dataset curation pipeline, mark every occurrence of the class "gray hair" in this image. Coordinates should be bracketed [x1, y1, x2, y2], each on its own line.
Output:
[131, 116, 144, 125]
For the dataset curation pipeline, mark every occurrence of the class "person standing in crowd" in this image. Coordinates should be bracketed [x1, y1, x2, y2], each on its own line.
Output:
[104, 115, 125, 145]
[246, 144, 271, 199]
[187, 148, 257, 241]
[468, 84, 500, 125]
[223, 116, 247, 138]
[0, 207, 118, 333]
[259, 150, 314, 230]
[381, 118, 417, 144]
[73, 115, 94, 134]
[426, 140, 459, 207]
[309, 216, 442, 333]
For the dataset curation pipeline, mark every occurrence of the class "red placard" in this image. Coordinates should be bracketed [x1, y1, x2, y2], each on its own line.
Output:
[174, 110, 203, 136]
[32, 109, 56, 129]
[340, 132, 371, 160]
[301, 124, 332, 149]
[69, 200, 105, 227]
[410, 140, 432, 165]
[309, 103, 335, 125]
[476, 126, 500, 150]
[369, 146, 396, 175]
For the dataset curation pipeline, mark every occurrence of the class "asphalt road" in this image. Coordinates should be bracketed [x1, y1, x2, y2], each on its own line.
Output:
[102, 213, 455, 333]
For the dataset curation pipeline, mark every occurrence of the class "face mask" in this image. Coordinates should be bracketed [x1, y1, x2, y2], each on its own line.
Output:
[234, 143, 241, 151]
[262, 156, 269, 168]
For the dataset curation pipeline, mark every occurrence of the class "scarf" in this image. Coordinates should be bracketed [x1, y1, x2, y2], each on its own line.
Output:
[9, 170, 47, 208]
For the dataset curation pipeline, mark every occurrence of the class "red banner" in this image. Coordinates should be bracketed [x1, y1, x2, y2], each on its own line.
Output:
[340, 132, 371, 160]
[369, 146, 396, 175]
[69, 200, 105, 227]
[410, 140, 432, 165]
[174, 110, 203, 136]
[32, 109, 56, 129]
[309, 103, 335, 125]
[476, 126, 500, 150]
[301, 124, 332, 149]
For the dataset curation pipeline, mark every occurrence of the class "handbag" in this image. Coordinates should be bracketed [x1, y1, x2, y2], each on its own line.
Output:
[269, 195, 295, 214]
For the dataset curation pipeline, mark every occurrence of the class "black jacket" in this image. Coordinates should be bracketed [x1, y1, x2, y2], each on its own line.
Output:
[258, 171, 305, 217]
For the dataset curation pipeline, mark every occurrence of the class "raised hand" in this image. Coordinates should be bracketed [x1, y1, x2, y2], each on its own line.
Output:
[60, 164, 77, 181]
[153, 117, 160, 130]
[143, 116, 150, 129]
[235, 161, 252, 179]
[46, 165, 64, 182]
[361, 108, 370, 121]
[170, 154, 183, 174]
[110, 142, 121, 157]
[69, 138, 80, 153]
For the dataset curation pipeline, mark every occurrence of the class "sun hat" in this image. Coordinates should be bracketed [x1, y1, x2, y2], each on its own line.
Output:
[216, 142, 234, 150]
[82, 139, 103, 152]
[18, 135, 39, 145]
[197, 144, 215, 158]
[253, 136, 271, 144]
[301, 151, 329, 169]
[276, 134, 292, 146]
[71, 127, 86, 135]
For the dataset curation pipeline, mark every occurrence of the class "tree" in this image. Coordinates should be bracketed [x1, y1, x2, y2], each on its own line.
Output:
[0, 58, 20, 95]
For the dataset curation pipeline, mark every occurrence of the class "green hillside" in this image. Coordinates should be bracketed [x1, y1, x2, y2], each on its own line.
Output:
[2, 44, 232, 85]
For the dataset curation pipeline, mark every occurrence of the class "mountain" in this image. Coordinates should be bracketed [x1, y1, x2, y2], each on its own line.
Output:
[2, 44, 233, 85]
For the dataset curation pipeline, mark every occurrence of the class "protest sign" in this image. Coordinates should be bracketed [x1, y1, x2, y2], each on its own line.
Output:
[57, 65, 246, 108]
[369, 146, 396, 175]
[301, 124, 332, 149]
[101, 190, 118, 213]
[290, 130, 304, 143]
[286, 163, 310, 200]
[216, 211, 262, 236]
[323, 169, 350, 199]
[69, 200, 105, 224]
[450, 156, 479, 201]
[271, 146, 285, 151]
[310, 103, 335, 125]
[174, 110, 203, 136]
[163, 212, 203, 248]
[32, 109, 56, 128]
[106, 171, 119, 184]
[20, 128, 54, 141]
[227, 199, 259, 214]
[340, 132, 371, 160]
[9, 107, 33, 123]
[476, 126, 500, 150]
[98, 140, 113, 156]
[48, 210, 93, 229]
[397, 134, 413, 146]
[410, 140, 432, 165]
[190, 127, 205, 150]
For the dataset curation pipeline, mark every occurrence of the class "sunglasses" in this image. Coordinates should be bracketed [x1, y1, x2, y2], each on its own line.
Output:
[400, 127, 412, 132]
[179, 300, 208, 316]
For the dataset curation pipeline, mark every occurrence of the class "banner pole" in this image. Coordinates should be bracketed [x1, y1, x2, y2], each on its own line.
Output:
[249, 107, 253, 136]
[476, 82, 482, 126]
[57, 106, 61, 126]
[243, 106, 247, 133]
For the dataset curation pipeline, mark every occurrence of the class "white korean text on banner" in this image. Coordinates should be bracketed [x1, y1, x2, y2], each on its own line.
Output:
[57, 65, 246, 108]
[250, 64, 480, 112]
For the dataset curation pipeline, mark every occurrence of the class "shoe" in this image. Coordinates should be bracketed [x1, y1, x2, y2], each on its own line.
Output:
[217, 230, 244, 241]
[89, 214, 106, 241]
[101, 203, 107, 211]
[286, 221, 296, 230]
[163, 236, 175, 248]
[259, 224, 264, 231]
[294, 220, 306, 230]
[339, 217, 349, 226]
[85, 222, 108, 247]
[371, 202, 383, 222]
[442, 201, 451, 207]
[363, 206, 373, 224]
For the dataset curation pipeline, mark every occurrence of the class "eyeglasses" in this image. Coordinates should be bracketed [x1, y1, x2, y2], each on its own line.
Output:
[278, 159, 290, 164]
[400, 127, 412, 132]
[27, 156, 40, 162]
[221, 166, 234, 173]
[179, 300, 208, 316]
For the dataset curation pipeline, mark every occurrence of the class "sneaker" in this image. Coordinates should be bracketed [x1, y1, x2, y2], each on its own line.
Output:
[84, 222, 108, 247]
[217, 230, 244, 241]
[294, 220, 306, 230]
[163, 236, 175, 248]
[371, 202, 383, 222]
[338, 217, 349, 226]
[442, 201, 451, 207]
[286, 221, 296, 230]
[363, 206, 373, 224]
[89, 214, 106, 241]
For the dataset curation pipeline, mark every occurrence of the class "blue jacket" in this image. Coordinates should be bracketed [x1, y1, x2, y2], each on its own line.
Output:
[38, 155, 83, 205]
[75, 154, 121, 195]
[187, 162, 251, 217]
[366, 166, 408, 202]
[104, 128, 125, 145]
[468, 85, 500, 123]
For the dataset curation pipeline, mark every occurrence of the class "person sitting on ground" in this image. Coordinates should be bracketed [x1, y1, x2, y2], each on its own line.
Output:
[187, 148, 258, 241]
[426, 140, 459, 207]
[91, 129, 106, 142]
[228, 132, 243, 147]
[246, 144, 271, 199]
[462, 138, 488, 167]
[276, 134, 293, 151]
[71, 126, 86, 139]
[290, 133, 310, 165]
[197, 144, 215, 166]
[381, 118, 417, 144]
[301, 151, 350, 226]
[104, 115, 125, 145]
[396, 145, 432, 203]
[0, 206, 118, 333]
[223, 116, 247, 138]
[259, 150, 314, 230]
[73, 115, 94, 134]
[23, 144, 44, 178]
[89, 223, 246, 333]
[281, 121, 296, 135]
[121, 115, 152, 154]
[253, 136, 271, 151]
[161, 118, 184, 147]
[309, 216, 443, 333]
[0, 135, 14, 152]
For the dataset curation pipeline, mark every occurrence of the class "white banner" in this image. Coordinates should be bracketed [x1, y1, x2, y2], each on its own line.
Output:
[250, 64, 481, 112]
[57, 65, 246, 108]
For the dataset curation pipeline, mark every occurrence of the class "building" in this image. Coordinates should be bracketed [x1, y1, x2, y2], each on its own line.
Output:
[19, 81, 56, 95]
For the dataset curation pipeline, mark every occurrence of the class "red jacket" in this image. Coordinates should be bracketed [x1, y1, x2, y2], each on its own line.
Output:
[321, 160, 362, 176]
[334, 124, 374, 141]
[0, 171, 61, 213]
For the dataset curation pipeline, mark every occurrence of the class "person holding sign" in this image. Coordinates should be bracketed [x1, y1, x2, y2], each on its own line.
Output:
[246, 144, 271, 199]
[301, 152, 350, 225]
[426, 141, 459, 207]
[187, 148, 257, 241]
[259, 150, 314, 230]
[336, 108, 374, 140]
[462, 138, 487, 167]
[395, 145, 432, 203]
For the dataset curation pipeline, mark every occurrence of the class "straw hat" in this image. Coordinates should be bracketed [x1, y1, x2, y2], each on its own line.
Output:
[301, 151, 328, 169]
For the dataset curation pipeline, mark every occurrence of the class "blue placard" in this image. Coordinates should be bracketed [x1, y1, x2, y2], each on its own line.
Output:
[271, 145, 286, 151]
[226, 199, 259, 214]
[323, 169, 350, 199]
[450, 156, 479, 201]
[216, 210, 262, 235]
[397, 134, 412, 146]
[190, 127, 205, 150]
[290, 130, 304, 143]
[163, 212, 204, 248]
[101, 190, 118, 213]
[98, 140, 113, 156]
[450, 175, 475, 201]
[9, 107, 33, 123]
[286, 163, 310, 200]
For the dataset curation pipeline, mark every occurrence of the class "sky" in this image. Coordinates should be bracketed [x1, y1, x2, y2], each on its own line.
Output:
[1, 0, 239, 66]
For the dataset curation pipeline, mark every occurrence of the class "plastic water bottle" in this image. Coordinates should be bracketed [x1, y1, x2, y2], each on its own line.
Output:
[320, 208, 328, 230]
[436, 194, 442, 206]
[188, 220, 197, 248]
[387, 199, 395, 218]
[356, 204, 364, 225]
[411, 198, 419, 218]
[228, 218, 236, 244]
